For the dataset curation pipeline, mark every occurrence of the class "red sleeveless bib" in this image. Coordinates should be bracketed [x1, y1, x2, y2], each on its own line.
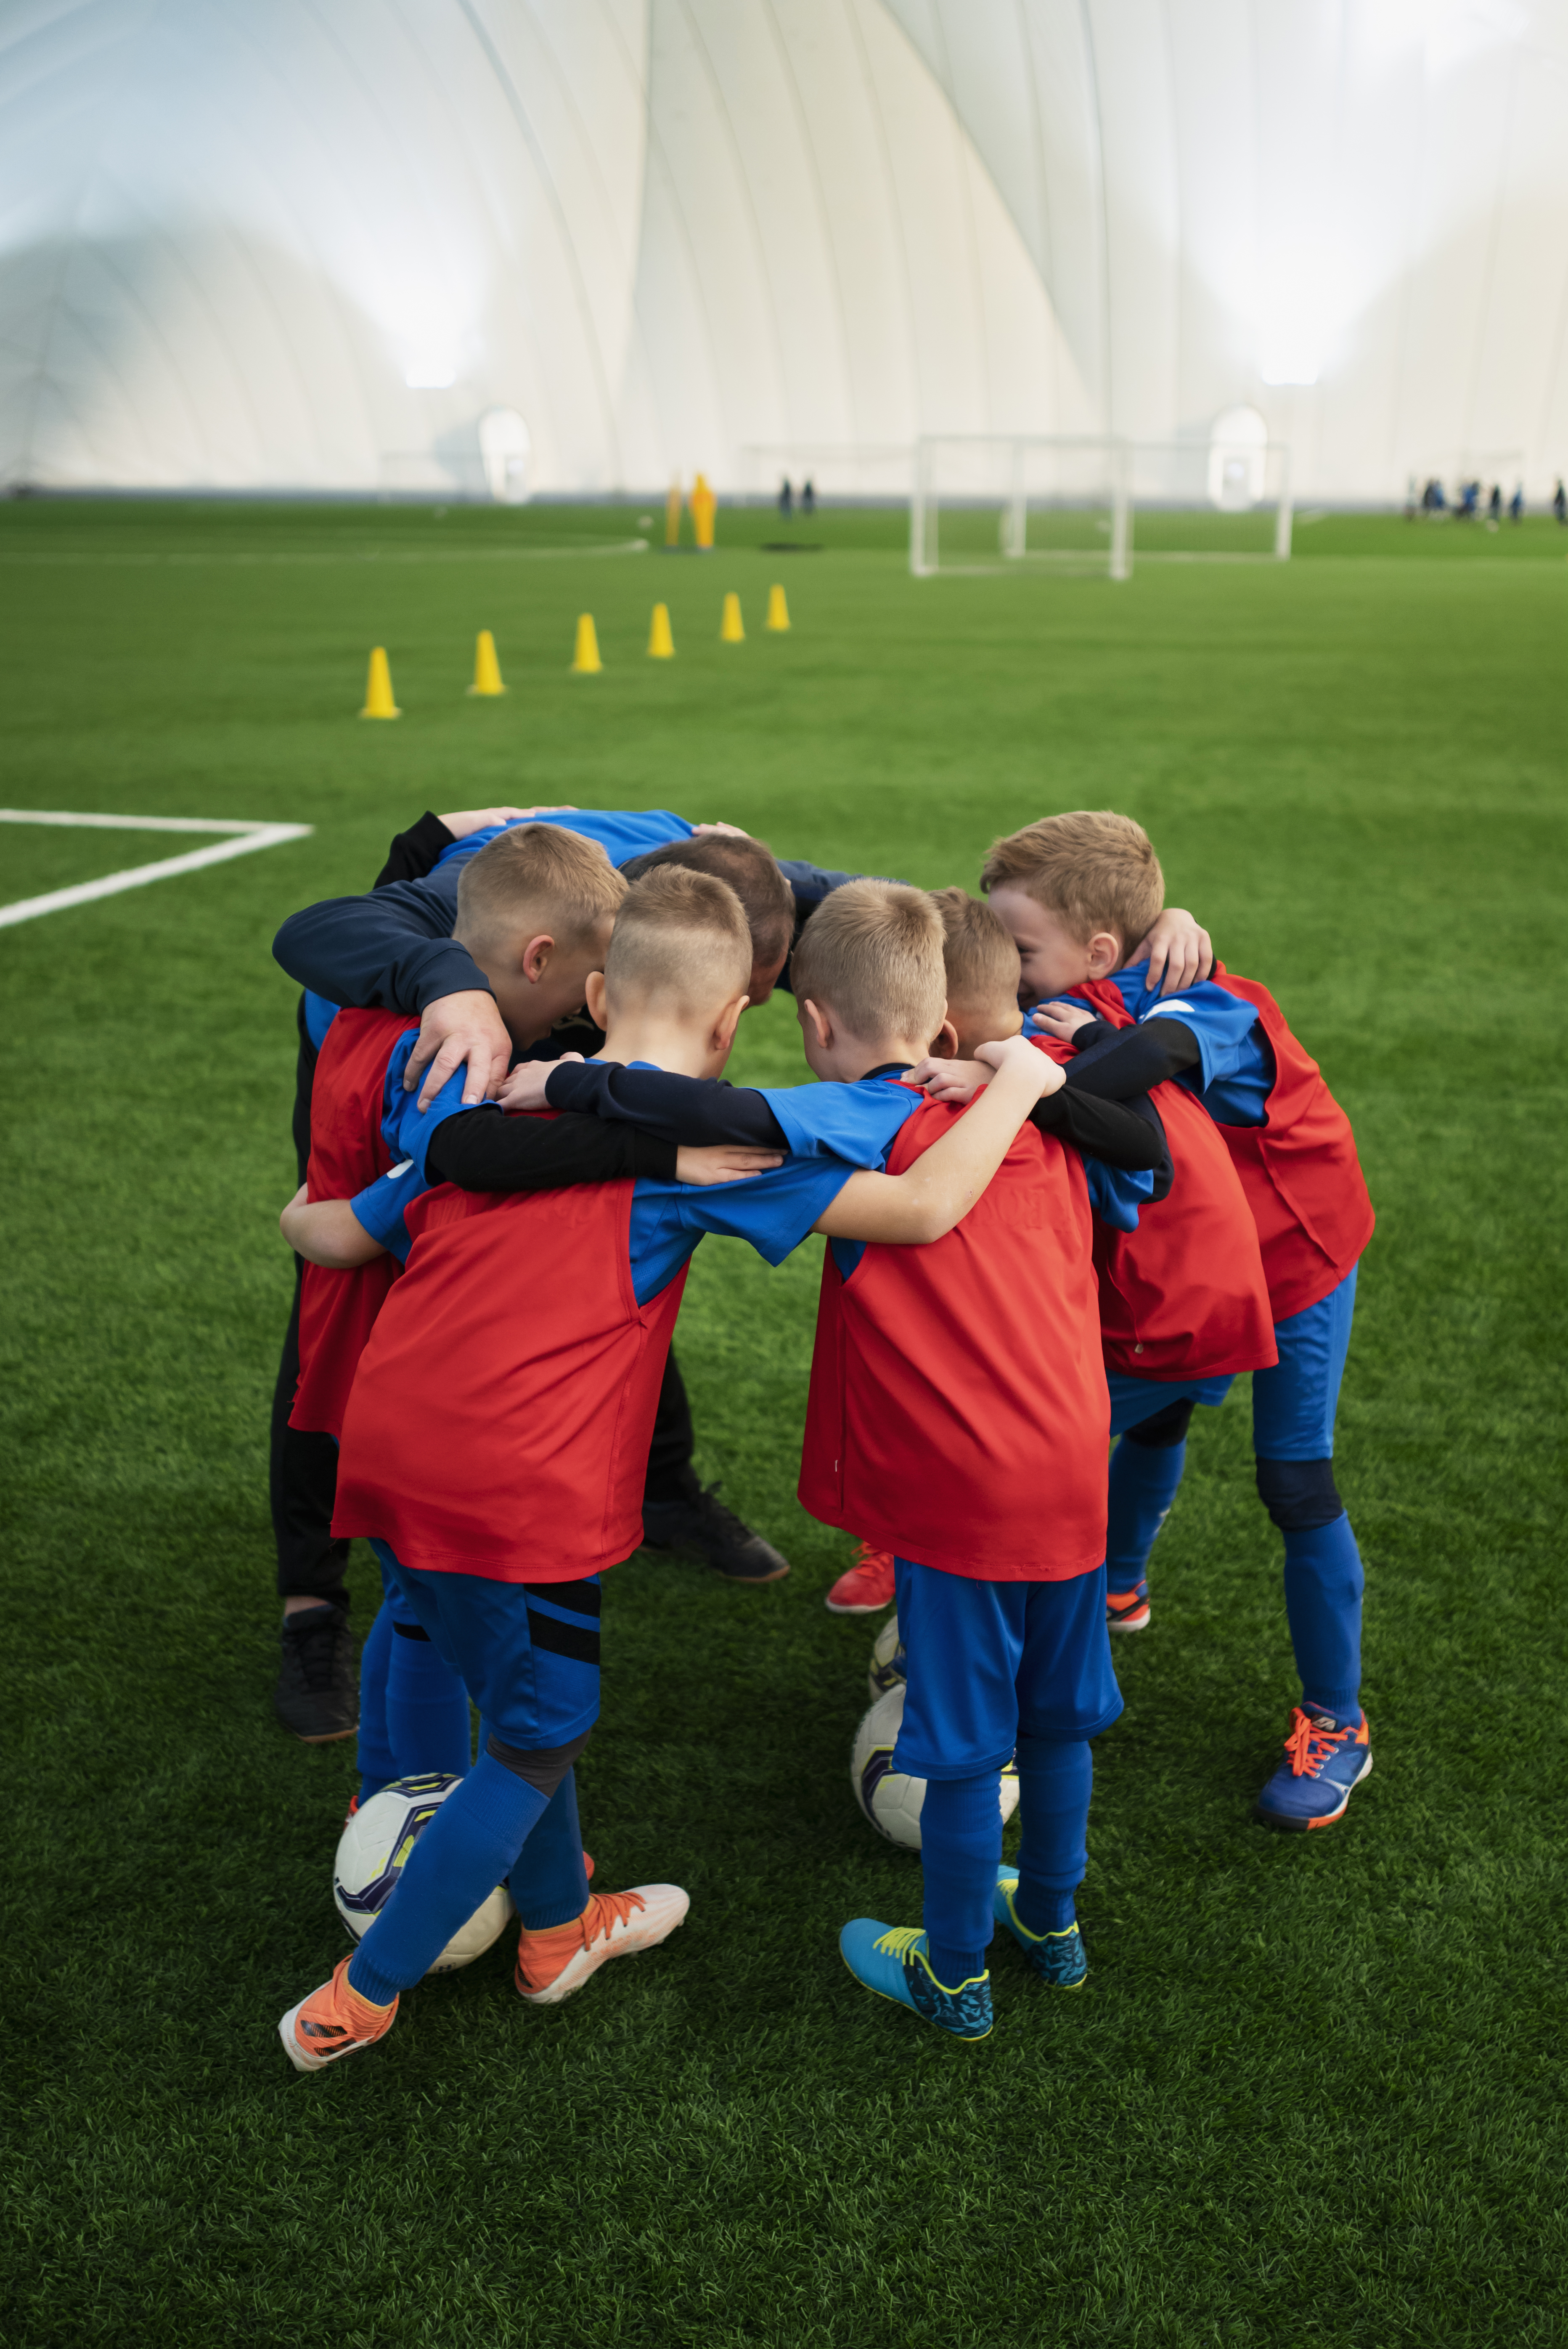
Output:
[1204, 963, 1375, 1320]
[1075, 981, 1277, 1379]
[333, 1145, 687, 1581]
[797, 1094, 1108, 1581]
[289, 1008, 412, 1440]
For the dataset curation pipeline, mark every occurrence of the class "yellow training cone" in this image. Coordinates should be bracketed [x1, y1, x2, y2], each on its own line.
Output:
[692, 472, 716, 551]
[571, 613, 603, 674]
[765, 582, 790, 633]
[360, 646, 400, 719]
[720, 591, 744, 643]
[647, 602, 675, 659]
[665, 477, 683, 549]
[468, 628, 505, 696]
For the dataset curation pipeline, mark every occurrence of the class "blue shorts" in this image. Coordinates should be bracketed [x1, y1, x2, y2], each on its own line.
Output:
[891, 1559, 1123, 1780]
[376, 1548, 423, 1630]
[1252, 1265, 1357, 1460]
[1107, 1371, 1233, 1438]
[370, 1540, 601, 1752]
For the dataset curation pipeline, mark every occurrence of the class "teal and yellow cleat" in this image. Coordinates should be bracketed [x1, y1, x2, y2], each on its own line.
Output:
[838, 1919, 993, 2040]
[993, 1866, 1088, 1989]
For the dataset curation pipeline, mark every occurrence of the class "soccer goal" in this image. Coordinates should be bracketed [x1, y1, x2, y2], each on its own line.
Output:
[911, 437, 1131, 579]
[910, 435, 1292, 578]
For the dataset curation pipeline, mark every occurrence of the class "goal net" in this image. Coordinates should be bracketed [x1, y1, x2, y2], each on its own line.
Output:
[910, 435, 1292, 578]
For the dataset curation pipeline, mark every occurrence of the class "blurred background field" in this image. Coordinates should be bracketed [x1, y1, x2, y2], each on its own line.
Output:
[3, 500, 1564, 2348]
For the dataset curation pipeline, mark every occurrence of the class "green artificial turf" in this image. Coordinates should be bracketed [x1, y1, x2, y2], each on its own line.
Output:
[3, 499, 1565, 2348]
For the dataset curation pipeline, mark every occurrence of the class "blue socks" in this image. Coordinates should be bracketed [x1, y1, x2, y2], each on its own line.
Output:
[1012, 1736, 1092, 1935]
[347, 1752, 547, 2006]
[386, 1628, 472, 1781]
[919, 1773, 1002, 1986]
[1283, 1513, 1364, 1723]
[355, 1604, 397, 1803]
[510, 1767, 591, 1931]
[1106, 1436, 1187, 1591]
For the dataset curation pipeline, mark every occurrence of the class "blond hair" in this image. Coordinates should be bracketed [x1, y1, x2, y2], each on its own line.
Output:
[980, 811, 1163, 960]
[789, 880, 946, 1046]
[604, 864, 753, 1015]
[622, 832, 795, 976]
[930, 887, 1021, 1010]
[456, 823, 626, 953]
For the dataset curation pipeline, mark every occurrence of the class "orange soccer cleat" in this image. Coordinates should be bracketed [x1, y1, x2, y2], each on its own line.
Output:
[279, 1957, 397, 2073]
[825, 1540, 896, 1616]
[514, 1883, 690, 2006]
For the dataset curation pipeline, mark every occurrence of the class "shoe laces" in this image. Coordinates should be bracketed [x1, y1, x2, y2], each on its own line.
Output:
[1283, 1705, 1353, 1779]
[284, 1611, 348, 1693]
[851, 1540, 893, 1572]
[873, 1925, 925, 1961]
[573, 1888, 647, 1951]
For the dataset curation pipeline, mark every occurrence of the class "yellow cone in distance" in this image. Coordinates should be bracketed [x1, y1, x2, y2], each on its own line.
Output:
[665, 477, 683, 549]
[468, 628, 505, 696]
[692, 472, 716, 551]
[647, 602, 675, 659]
[765, 583, 790, 633]
[571, 613, 603, 674]
[360, 646, 400, 719]
[720, 591, 744, 644]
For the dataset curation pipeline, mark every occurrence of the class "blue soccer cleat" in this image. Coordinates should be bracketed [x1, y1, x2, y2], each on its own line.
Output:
[1253, 1706, 1372, 1832]
[838, 1919, 993, 2040]
[993, 1866, 1088, 1989]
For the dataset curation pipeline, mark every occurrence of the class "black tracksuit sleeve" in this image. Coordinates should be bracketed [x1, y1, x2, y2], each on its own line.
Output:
[542, 1061, 790, 1150]
[424, 1108, 678, 1192]
[1030, 1088, 1172, 1190]
[1060, 1017, 1202, 1098]
[272, 871, 486, 1014]
[373, 811, 456, 890]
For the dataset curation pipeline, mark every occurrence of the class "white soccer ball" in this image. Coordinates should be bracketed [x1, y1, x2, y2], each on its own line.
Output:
[850, 1685, 1020, 1852]
[332, 1773, 514, 1974]
[868, 1612, 907, 1703]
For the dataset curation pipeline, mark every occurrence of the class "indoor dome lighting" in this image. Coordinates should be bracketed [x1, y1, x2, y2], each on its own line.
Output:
[404, 360, 457, 389]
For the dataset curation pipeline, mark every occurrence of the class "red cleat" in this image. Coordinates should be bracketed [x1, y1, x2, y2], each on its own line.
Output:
[825, 1540, 897, 1616]
[1106, 1582, 1151, 1633]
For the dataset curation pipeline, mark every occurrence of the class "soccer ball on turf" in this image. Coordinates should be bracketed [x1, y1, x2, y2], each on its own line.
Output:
[850, 1686, 1020, 1852]
[867, 1612, 907, 1702]
[332, 1773, 514, 1974]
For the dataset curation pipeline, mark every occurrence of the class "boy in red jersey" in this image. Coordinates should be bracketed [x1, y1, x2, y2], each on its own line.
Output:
[280, 827, 771, 1811]
[279, 870, 1067, 2070]
[981, 812, 1377, 1833]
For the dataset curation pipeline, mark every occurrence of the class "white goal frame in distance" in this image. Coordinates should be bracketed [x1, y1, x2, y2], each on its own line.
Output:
[911, 437, 1132, 581]
[911, 436, 1293, 579]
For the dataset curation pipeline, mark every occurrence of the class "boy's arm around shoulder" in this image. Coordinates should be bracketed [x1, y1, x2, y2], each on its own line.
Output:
[280, 1186, 387, 1270]
[813, 1036, 1062, 1245]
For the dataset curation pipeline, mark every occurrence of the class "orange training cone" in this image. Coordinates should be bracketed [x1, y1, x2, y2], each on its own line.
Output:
[765, 583, 789, 632]
[692, 472, 716, 551]
[647, 602, 675, 659]
[468, 628, 505, 696]
[571, 613, 603, 674]
[665, 477, 683, 549]
[720, 591, 744, 643]
[360, 647, 400, 719]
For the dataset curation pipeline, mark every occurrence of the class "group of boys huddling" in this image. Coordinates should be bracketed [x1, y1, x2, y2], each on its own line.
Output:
[269, 801, 1373, 2067]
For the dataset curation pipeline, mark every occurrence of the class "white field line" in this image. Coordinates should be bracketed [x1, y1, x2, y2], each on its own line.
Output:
[0, 810, 313, 928]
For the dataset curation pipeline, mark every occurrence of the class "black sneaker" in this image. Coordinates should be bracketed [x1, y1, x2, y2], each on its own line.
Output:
[274, 1606, 359, 1742]
[640, 1483, 791, 1585]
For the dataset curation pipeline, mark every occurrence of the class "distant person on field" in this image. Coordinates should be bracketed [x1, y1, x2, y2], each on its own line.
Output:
[778, 477, 793, 519]
[1487, 484, 1501, 530]
[1555, 480, 1566, 525]
[1509, 484, 1524, 523]
[800, 477, 816, 517]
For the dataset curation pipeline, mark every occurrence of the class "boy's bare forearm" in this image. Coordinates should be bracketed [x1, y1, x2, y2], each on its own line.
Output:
[280, 1189, 387, 1270]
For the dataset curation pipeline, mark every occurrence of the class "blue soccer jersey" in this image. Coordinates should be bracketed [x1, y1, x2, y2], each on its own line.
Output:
[432, 808, 694, 876]
[1079, 964, 1272, 1126]
[347, 1036, 484, 1262]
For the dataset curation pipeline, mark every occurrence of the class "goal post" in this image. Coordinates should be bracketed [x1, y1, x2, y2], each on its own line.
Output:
[911, 437, 1131, 580]
[910, 434, 1292, 578]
